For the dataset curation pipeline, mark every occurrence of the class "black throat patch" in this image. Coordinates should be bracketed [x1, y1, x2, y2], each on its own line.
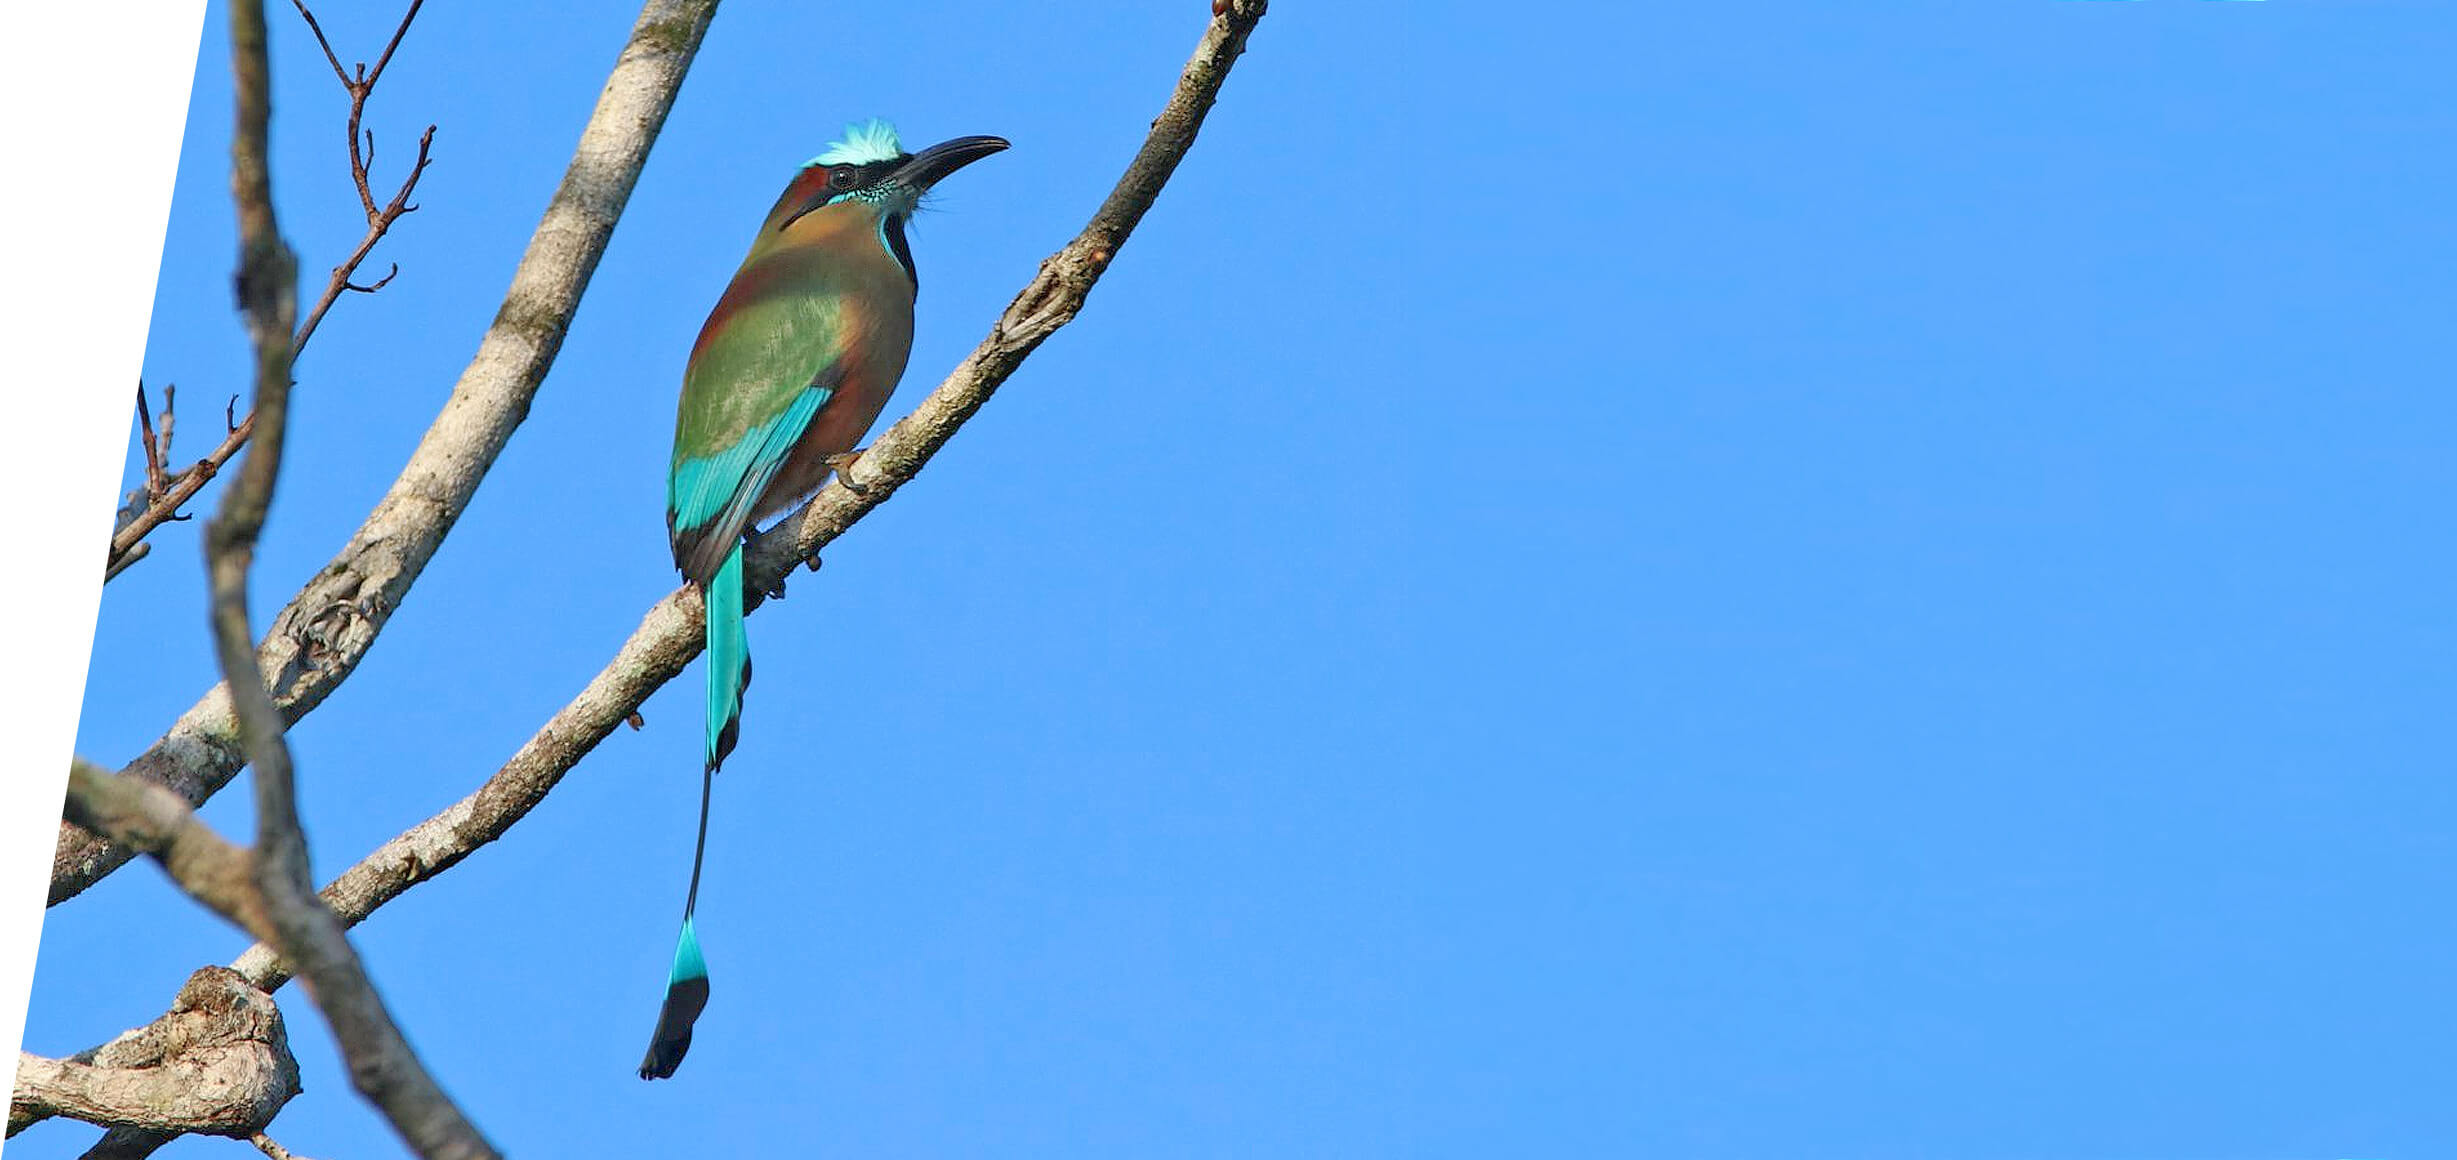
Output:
[882, 213, 918, 294]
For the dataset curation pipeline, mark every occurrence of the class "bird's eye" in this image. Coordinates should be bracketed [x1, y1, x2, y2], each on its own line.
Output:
[828, 168, 854, 190]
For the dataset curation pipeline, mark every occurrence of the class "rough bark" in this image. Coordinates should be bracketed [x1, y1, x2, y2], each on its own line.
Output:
[8, 968, 299, 1140]
[208, 3, 497, 1154]
[52, 0, 725, 906]
[226, 0, 1274, 990]
[35, 0, 1273, 1149]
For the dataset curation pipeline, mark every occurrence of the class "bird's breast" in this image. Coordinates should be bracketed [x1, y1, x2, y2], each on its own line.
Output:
[733, 209, 918, 519]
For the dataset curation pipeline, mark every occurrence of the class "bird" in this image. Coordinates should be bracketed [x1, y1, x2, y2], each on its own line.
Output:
[641, 119, 1008, 1080]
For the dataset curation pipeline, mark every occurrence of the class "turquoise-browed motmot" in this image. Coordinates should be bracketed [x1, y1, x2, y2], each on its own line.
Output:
[642, 119, 1007, 1080]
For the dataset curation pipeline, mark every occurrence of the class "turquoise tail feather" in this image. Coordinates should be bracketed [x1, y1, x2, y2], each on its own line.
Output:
[704, 543, 751, 773]
[640, 911, 710, 1079]
[641, 546, 747, 1080]
[641, 727, 717, 1078]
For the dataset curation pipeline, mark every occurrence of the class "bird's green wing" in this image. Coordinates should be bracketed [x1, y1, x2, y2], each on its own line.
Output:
[666, 284, 852, 584]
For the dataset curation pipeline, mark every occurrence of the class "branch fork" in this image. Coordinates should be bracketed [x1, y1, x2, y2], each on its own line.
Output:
[102, 0, 436, 584]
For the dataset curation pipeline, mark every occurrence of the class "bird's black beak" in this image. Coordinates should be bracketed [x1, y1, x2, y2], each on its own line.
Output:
[894, 135, 1009, 192]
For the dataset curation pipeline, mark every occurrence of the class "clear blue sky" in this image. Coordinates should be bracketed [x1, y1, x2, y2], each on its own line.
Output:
[14, 1, 2457, 1157]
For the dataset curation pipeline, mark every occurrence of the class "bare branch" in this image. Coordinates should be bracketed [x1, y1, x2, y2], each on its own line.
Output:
[47, 4, 1266, 1150]
[48, 762, 295, 1152]
[103, 0, 435, 584]
[40, 764, 291, 1157]
[751, 0, 1270, 578]
[251, 1132, 319, 1160]
[76, 1126, 168, 1160]
[291, 121, 432, 353]
[231, 588, 700, 988]
[103, 542, 150, 581]
[289, 0, 349, 90]
[158, 385, 178, 477]
[201, 5, 496, 1157]
[105, 410, 253, 572]
[59, 759, 269, 938]
[8, 969, 299, 1142]
[346, 261, 400, 294]
[133, 387, 169, 499]
[288, 0, 427, 219]
[221, 0, 1275, 993]
[54, 0, 723, 905]
[362, 0, 424, 91]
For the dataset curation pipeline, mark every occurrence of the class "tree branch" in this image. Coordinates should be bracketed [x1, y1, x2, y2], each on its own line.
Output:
[42, 766, 284, 1160]
[58, 759, 270, 938]
[103, 0, 436, 584]
[250, 1131, 320, 1160]
[288, 0, 433, 353]
[38, 4, 1267, 1150]
[40, 760, 286, 1158]
[106, 404, 253, 581]
[223, 0, 1273, 991]
[748, 0, 1268, 578]
[292, 0, 423, 220]
[8, 968, 299, 1142]
[233, 588, 703, 990]
[135, 388, 169, 500]
[195, 5, 495, 1157]
[54, 0, 723, 905]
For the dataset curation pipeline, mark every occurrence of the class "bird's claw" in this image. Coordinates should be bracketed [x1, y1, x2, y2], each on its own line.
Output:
[824, 450, 870, 495]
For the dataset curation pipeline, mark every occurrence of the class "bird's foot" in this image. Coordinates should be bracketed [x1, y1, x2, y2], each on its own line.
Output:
[824, 450, 870, 495]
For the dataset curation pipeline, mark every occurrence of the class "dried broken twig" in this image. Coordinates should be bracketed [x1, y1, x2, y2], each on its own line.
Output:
[103, 0, 436, 582]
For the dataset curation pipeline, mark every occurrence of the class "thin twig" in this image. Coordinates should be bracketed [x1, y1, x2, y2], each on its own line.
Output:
[292, 0, 425, 218]
[52, 0, 719, 919]
[156, 385, 178, 482]
[134, 387, 168, 498]
[46, 5, 1268, 1149]
[364, 0, 423, 92]
[103, 0, 436, 583]
[290, 0, 434, 354]
[103, 542, 150, 582]
[290, 2, 350, 98]
[214, 3, 495, 1158]
[106, 412, 253, 564]
[252, 1133, 317, 1160]
[225, 0, 1273, 993]
[292, 120, 432, 352]
[753, 0, 1268, 578]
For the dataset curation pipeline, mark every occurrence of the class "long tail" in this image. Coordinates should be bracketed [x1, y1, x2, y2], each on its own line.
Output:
[640, 544, 752, 1080]
[638, 765, 712, 1079]
[702, 543, 752, 772]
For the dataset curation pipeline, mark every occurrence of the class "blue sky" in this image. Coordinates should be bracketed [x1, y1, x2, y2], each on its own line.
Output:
[9, 1, 2457, 1157]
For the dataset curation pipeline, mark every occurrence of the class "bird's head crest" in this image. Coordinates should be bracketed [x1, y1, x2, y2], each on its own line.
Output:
[809, 118, 905, 167]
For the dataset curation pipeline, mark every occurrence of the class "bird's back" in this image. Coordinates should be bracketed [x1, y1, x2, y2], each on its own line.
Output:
[668, 200, 918, 579]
